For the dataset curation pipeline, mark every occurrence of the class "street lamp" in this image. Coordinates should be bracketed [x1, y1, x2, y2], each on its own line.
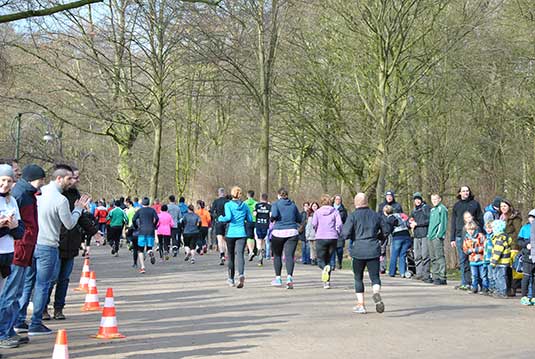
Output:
[14, 112, 56, 161]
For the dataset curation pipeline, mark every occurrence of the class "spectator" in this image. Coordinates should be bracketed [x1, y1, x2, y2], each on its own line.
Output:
[409, 192, 431, 282]
[427, 194, 448, 285]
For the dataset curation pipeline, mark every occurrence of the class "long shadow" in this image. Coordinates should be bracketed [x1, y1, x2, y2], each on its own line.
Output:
[385, 303, 500, 318]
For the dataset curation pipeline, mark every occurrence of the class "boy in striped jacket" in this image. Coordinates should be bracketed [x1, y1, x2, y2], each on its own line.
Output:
[490, 220, 512, 298]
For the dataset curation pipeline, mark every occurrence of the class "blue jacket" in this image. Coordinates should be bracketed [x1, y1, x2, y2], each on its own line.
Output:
[270, 199, 301, 230]
[218, 200, 253, 238]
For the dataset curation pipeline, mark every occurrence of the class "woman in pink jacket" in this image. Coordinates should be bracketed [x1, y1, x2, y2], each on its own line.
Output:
[157, 205, 175, 261]
[312, 194, 342, 289]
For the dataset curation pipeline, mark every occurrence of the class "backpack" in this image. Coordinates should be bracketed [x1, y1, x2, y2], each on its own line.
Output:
[391, 213, 409, 234]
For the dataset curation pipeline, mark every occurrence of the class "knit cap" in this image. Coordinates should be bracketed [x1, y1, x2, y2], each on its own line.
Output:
[142, 197, 150, 206]
[0, 164, 15, 179]
[413, 192, 423, 201]
[22, 164, 46, 182]
[492, 220, 506, 234]
[492, 196, 503, 209]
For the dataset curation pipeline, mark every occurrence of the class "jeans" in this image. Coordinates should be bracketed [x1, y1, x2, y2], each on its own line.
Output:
[494, 265, 508, 296]
[47, 257, 74, 310]
[329, 240, 345, 268]
[522, 262, 535, 297]
[389, 237, 412, 277]
[301, 240, 310, 264]
[456, 237, 471, 286]
[470, 264, 485, 291]
[0, 263, 27, 339]
[414, 237, 430, 279]
[487, 264, 495, 291]
[30, 244, 60, 327]
[16, 265, 35, 326]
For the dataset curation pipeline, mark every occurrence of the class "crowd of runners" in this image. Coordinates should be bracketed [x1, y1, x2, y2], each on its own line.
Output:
[1, 158, 535, 356]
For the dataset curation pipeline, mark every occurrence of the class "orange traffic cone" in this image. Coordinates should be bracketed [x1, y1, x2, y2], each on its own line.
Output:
[82, 272, 100, 311]
[92, 288, 126, 339]
[74, 258, 90, 292]
[52, 329, 69, 359]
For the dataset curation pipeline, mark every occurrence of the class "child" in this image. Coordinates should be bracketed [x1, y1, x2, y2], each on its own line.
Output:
[483, 221, 494, 295]
[490, 220, 513, 299]
[517, 209, 535, 305]
[463, 221, 486, 294]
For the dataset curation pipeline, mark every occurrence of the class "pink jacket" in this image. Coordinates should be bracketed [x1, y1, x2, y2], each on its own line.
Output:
[157, 212, 175, 236]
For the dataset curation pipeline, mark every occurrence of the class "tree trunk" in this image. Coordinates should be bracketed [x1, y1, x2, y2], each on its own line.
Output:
[149, 116, 162, 199]
[117, 142, 135, 195]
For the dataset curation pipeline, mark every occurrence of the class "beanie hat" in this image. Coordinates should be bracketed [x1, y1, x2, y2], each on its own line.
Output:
[141, 197, 150, 206]
[492, 196, 503, 209]
[0, 164, 15, 179]
[22, 164, 46, 182]
[413, 192, 423, 201]
[492, 220, 506, 234]
[528, 209, 535, 218]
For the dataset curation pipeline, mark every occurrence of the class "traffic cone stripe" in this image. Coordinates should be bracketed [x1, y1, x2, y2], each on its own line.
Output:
[102, 307, 116, 316]
[74, 259, 91, 292]
[104, 297, 114, 307]
[100, 316, 118, 327]
[86, 294, 99, 302]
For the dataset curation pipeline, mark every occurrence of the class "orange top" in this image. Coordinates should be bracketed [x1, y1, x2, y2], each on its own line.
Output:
[195, 208, 211, 228]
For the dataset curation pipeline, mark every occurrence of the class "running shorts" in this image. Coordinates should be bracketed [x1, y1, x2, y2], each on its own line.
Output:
[255, 227, 268, 240]
[138, 235, 155, 248]
[215, 222, 227, 236]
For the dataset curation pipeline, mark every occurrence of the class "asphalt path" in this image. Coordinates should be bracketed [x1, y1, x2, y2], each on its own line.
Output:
[5, 244, 535, 359]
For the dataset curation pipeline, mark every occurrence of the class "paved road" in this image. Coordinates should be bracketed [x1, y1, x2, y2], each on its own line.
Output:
[5, 245, 535, 359]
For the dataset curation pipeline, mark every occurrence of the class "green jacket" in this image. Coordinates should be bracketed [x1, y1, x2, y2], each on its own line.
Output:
[427, 203, 448, 240]
[245, 198, 257, 222]
[106, 207, 128, 228]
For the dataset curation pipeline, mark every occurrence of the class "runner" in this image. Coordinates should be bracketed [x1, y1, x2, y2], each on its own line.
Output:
[270, 188, 302, 289]
[106, 200, 128, 257]
[211, 188, 229, 266]
[131, 197, 159, 274]
[217, 186, 252, 288]
[124, 198, 139, 267]
[254, 193, 271, 267]
[156, 205, 174, 261]
[244, 191, 257, 261]
[313, 194, 342, 289]
[182, 205, 201, 264]
[195, 200, 211, 255]
[167, 195, 182, 257]
[342, 193, 391, 314]
[94, 200, 108, 237]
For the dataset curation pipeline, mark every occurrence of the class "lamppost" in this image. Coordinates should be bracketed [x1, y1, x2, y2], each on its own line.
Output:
[13, 112, 55, 161]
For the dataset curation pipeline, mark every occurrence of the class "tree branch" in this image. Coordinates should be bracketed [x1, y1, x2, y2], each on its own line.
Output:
[0, 0, 103, 23]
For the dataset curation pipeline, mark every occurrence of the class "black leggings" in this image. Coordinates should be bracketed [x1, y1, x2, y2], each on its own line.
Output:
[158, 235, 171, 257]
[226, 237, 246, 279]
[199, 227, 209, 247]
[352, 257, 381, 293]
[108, 226, 123, 253]
[132, 236, 138, 265]
[171, 227, 182, 251]
[316, 240, 337, 274]
[183, 233, 199, 250]
[271, 236, 299, 276]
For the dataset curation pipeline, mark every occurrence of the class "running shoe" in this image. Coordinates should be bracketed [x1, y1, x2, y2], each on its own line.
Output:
[172, 246, 178, 257]
[42, 309, 51, 321]
[248, 252, 255, 262]
[227, 278, 235, 287]
[286, 275, 294, 289]
[190, 258, 195, 264]
[149, 250, 156, 265]
[321, 265, 331, 283]
[237, 275, 245, 289]
[323, 281, 331, 289]
[184, 253, 190, 262]
[404, 271, 412, 279]
[258, 258, 263, 267]
[372, 293, 385, 313]
[271, 277, 282, 287]
[114, 252, 119, 257]
[203, 245, 208, 254]
[352, 305, 367, 314]
[520, 296, 532, 306]
[165, 252, 170, 261]
[139, 268, 146, 274]
[219, 258, 225, 266]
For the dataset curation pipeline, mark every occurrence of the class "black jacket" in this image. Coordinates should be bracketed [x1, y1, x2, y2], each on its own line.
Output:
[336, 204, 348, 224]
[410, 203, 431, 238]
[59, 188, 98, 259]
[342, 207, 391, 260]
[210, 197, 229, 221]
[450, 197, 483, 242]
[378, 200, 403, 215]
